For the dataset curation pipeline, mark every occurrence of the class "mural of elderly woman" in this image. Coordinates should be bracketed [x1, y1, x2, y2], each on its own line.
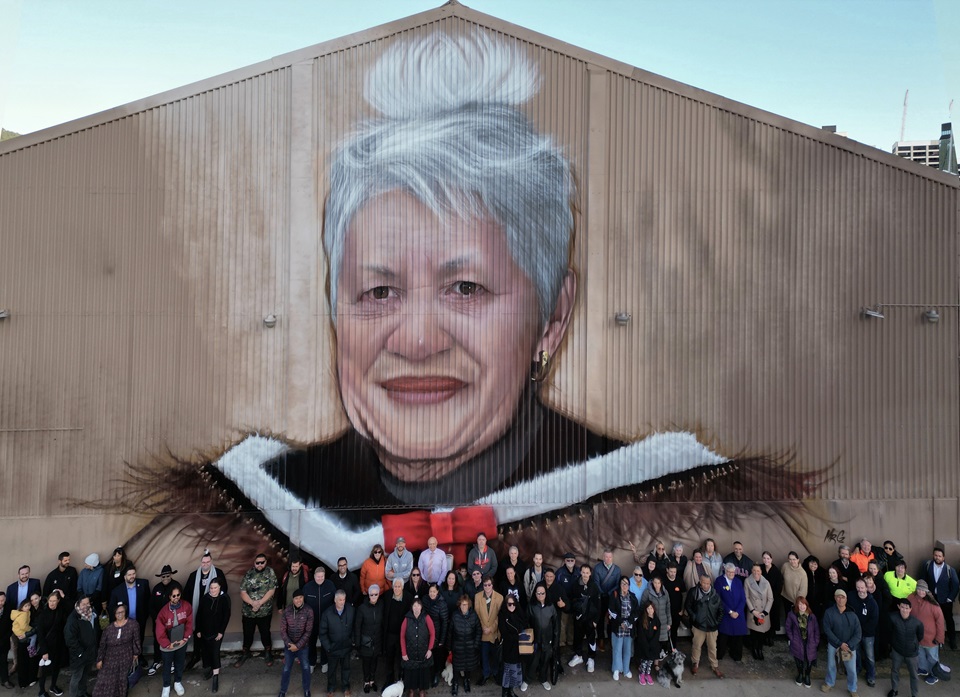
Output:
[123, 29, 817, 572]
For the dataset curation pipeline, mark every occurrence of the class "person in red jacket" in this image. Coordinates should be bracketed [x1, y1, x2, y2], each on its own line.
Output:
[155, 582, 193, 697]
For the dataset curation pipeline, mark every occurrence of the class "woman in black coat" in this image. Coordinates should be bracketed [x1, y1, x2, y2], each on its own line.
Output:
[440, 572, 462, 619]
[449, 595, 481, 695]
[35, 590, 69, 697]
[400, 599, 436, 694]
[526, 584, 559, 689]
[760, 551, 784, 641]
[635, 600, 661, 685]
[354, 584, 385, 694]
[803, 556, 828, 621]
[498, 597, 526, 696]
[423, 585, 450, 688]
[195, 579, 231, 693]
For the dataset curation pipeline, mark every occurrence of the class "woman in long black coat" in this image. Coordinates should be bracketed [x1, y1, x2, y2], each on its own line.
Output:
[35, 591, 69, 697]
[449, 595, 481, 695]
[802, 556, 828, 620]
[423, 585, 450, 687]
[195, 578, 231, 693]
[354, 584, 385, 694]
[498, 597, 525, 695]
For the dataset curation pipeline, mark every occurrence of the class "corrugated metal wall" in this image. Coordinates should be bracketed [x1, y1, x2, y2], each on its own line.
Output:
[0, 7, 957, 535]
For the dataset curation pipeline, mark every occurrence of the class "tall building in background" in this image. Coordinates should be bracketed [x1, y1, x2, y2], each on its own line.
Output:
[892, 122, 958, 174]
[938, 122, 958, 175]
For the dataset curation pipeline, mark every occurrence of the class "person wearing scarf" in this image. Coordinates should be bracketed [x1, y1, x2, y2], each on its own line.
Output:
[785, 595, 819, 688]
[65, 596, 98, 697]
[184, 550, 227, 671]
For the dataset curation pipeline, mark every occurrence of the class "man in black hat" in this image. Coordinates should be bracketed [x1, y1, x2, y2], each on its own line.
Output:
[184, 550, 227, 670]
[149, 564, 179, 676]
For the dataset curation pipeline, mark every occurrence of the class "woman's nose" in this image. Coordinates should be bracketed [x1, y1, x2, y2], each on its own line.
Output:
[385, 292, 453, 360]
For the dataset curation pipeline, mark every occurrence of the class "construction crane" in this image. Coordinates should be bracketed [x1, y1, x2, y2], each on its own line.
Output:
[900, 89, 909, 142]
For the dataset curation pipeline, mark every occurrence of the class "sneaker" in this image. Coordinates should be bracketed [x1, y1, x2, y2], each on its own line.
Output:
[567, 655, 583, 668]
[586, 659, 595, 673]
[321, 663, 329, 673]
[49, 688, 64, 697]
[541, 682, 551, 691]
[917, 670, 929, 678]
[713, 668, 724, 679]
[820, 685, 831, 693]
[162, 688, 171, 697]
[691, 663, 698, 675]
[174, 682, 185, 696]
[924, 675, 938, 685]
[520, 683, 528, 692]
[148, 662, 161, 677]
[613, 671, 620, 681]
[624, 671, 632, 679]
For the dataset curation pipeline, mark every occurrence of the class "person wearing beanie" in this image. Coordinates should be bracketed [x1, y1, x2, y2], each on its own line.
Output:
[907, 580, 945, 685]
[78, 554, 104, 611]
[278, 587, 313, 697]
[884, 561, 916, 600]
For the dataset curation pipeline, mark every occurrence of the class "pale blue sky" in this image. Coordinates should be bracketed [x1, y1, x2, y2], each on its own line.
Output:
[1, 0, 957, 152]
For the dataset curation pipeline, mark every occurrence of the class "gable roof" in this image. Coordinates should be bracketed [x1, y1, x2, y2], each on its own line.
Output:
[1, 1, 956, 186]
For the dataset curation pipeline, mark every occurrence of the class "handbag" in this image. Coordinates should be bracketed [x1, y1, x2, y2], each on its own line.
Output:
[128, 662, 143, 688]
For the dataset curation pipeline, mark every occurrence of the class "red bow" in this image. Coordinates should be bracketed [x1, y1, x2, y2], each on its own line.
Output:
[382, 506, 497, 565]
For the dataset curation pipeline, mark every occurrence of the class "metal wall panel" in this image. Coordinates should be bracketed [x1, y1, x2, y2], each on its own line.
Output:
[0, 6, 957, 573]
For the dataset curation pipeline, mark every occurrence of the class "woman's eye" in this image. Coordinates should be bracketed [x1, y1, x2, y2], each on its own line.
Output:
[453, 281, 479, 296]
[369, 286, 391, 300]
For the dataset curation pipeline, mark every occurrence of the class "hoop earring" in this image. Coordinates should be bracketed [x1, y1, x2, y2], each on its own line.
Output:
[531, 350, 550, 382]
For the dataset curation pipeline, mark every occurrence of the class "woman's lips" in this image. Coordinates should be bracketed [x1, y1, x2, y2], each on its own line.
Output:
[379, 376, 467, 404]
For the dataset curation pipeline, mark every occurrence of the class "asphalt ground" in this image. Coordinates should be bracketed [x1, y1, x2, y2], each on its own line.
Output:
[105, 636, 958, 697]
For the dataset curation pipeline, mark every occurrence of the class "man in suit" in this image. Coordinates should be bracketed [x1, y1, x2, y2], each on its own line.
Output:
[921, 546, 959, 650]
[6, 565, 41, 609]
[109, 566, 151, 666]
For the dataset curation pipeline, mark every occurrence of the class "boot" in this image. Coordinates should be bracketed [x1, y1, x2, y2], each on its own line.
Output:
[212, 674, 219, 693]
[451, 677, 459, 696]
[795, 670, 803, 686]
[463, 675, 471, 693]
[234, 650, 251, 668]
[264, 649, 275, 667]
[757, 646, 764, 661]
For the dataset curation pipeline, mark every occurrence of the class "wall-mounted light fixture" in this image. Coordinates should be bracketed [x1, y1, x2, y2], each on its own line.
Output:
[922, 309, 940, 323]
[860, 307, 884, 320]
[614, 312, 632, 326]
[0, 309, 9, 320]
[263, 314, 278, 328]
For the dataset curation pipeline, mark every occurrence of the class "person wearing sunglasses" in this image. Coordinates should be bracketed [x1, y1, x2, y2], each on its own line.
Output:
[474, 577, 503, 686]
[361, 546, 388, 597]
[236, 554, 278, 668]
[498, 595, 526, 696]
[155, 583, 192, 697]
[876, 541, 904, 575]
[355, 584, 384, 694]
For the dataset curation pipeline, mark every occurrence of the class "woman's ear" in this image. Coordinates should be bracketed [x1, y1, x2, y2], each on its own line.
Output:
[536, 269, 577, 358]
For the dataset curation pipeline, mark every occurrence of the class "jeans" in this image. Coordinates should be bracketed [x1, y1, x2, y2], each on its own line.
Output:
[610, 634, 632, 674]
[918, 643, 939, 673]
[856, 636, 875, 683]
[825, 644, 857, 693]
[280, 645, 311, 695]
[161, 645, 187, 688]
[480, 641, 497, 678]
[68, 657, 94, 697]
[890, 650, 919, 696]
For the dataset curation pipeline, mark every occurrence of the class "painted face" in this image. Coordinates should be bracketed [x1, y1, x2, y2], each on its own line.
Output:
[336, 192, 547, 479]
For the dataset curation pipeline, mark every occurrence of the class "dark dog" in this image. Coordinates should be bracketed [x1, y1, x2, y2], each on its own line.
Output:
[655, 648, 686, 688]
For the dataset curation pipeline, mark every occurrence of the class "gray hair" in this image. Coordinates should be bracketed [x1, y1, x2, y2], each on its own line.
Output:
[672, 542, 684, 553]
[724, 562, 737, 573]
[324, 31, 575, 328]
[368, 584, 380, 594]
[334, 590, 347, 599]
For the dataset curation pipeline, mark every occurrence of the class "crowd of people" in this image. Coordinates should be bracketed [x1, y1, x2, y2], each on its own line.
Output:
[0, 536, 956, 697]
